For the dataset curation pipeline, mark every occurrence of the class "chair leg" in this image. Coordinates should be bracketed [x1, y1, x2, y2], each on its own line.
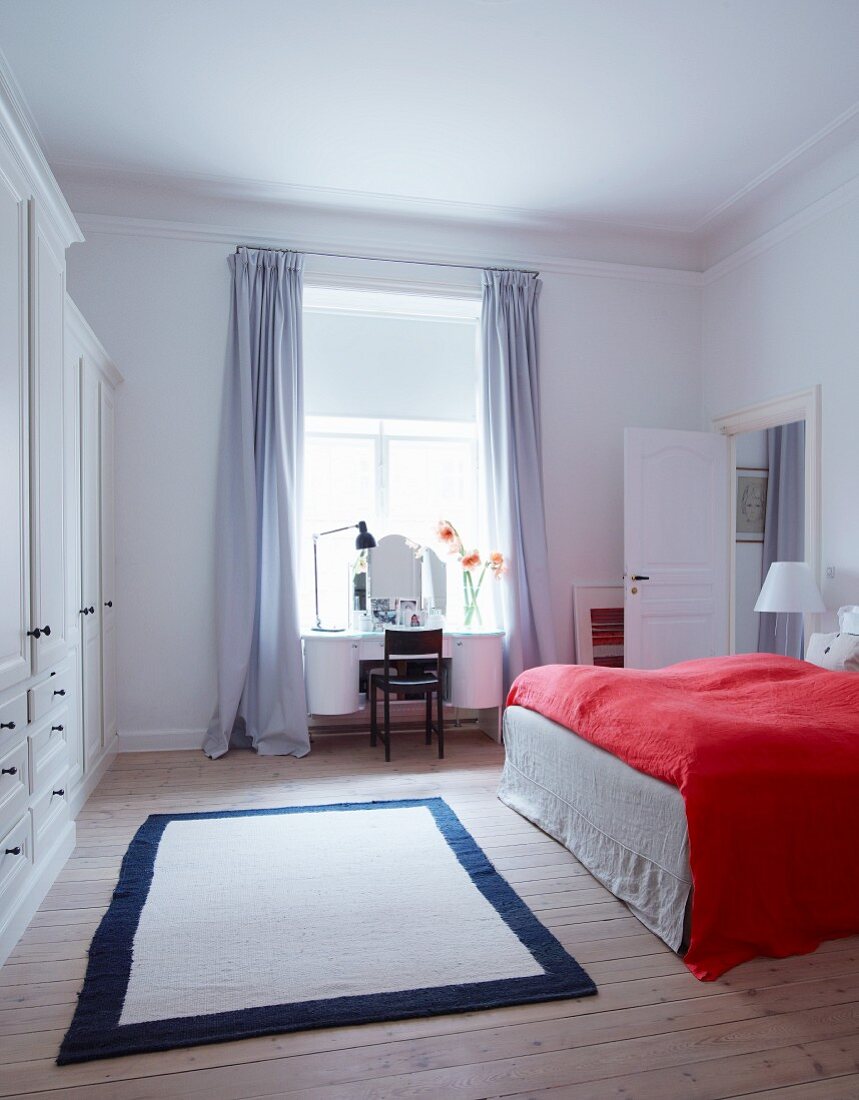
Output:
[383, 689, 391, 762]
[370, 680, 377, 747]
[436, 687, 444, 759]
[425, 690, 432, 745]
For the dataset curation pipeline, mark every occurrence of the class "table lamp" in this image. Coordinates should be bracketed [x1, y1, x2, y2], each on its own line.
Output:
[754, 561, 825, 650]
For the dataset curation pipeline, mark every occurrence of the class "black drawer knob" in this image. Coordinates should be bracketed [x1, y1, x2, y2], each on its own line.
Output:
[52, 788, 65, 797]
[53, 689, 66, 697]
[105, 600, 113, 608]
[0, 721, 15, 730]
[89, 606, 94, 614]
[52, 725, 64, 732]
[5, 846, 21, 856]
[80, 607, 89, 616]
[28, 625, 51, 638]
[1, 766, 18, 776]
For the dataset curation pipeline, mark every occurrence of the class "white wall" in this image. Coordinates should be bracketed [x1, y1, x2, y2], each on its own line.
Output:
[734, 430, 768, 653]
[66, 227, 702, 741]
[702, 190, 859, 622]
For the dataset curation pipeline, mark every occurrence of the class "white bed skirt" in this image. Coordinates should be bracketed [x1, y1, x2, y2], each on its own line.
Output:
[498, 705, 692, 952]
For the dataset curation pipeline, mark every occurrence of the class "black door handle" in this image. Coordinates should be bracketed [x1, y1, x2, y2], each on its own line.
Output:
[27, 625, 51, 638]
[52, 788, 65, 797]
[52, 725, 64, 732]
[89, 606, 94, 614]
[630, 575, 650, 582]
[5, 846, 21, 856]
[105, 600, 113, 607]
[0, 721, 15, 730]
[53, 689, 66, 697]
[80, 607, 89, 615]
[1, 766, 17, 776]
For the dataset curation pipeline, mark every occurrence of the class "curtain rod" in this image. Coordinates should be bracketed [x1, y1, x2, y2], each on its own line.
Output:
[233, 244, 538, 277]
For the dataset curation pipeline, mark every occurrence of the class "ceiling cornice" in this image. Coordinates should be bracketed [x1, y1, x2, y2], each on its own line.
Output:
[0, 47, 82, 247]
[73, 212, 704, 287]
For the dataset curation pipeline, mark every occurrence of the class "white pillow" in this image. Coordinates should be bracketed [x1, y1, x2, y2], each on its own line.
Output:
[806, 631, 859, 672]
[837, 605, 859, 635]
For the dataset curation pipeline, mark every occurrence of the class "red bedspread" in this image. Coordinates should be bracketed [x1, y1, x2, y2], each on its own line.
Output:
[507, 654, 859, 979]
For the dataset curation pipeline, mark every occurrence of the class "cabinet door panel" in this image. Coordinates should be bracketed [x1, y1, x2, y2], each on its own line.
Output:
[30, 210, 66, 672]
[80, 365, 103, 765]
[100, 383, 117, 746]
[0, 163, 30, 691]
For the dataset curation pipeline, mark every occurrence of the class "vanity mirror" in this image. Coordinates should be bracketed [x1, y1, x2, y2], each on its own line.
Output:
[357, 534, 447, 617]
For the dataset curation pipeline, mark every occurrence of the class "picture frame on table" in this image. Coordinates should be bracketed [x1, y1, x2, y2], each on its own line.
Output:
[736, 467, 768, 543]
[396, 598, 421, 626]
[370, 598, 397, 630]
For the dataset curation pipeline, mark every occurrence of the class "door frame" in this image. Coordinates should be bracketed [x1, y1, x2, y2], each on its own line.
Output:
[712, 385, 822, 653]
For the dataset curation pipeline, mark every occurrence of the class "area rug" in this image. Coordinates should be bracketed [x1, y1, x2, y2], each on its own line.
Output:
[58, 797, 596, 1064]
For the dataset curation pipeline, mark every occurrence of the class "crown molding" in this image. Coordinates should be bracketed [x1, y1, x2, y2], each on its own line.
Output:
[52, 157, 690, 236]
[701, 171, 859, 285]
[0, 47, 82, 247]
[73, 212, 704, 287]
[692, 101, 859, 232]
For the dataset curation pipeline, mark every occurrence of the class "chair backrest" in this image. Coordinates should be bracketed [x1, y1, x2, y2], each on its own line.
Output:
[383, 628, 443, 681]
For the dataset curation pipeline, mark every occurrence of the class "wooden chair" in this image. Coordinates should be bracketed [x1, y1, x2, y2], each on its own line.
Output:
[369, 628, 444, 762]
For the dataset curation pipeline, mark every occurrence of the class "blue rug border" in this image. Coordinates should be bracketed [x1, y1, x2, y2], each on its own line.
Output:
[57, 797, 596, 1065]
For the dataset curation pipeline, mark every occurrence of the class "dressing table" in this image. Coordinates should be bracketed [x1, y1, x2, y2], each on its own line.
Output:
[301, 534, 504, 741]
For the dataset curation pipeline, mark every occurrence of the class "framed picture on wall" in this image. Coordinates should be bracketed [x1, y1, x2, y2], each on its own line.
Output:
[736, 468, 768, 542]
[572, 585, 624, 667]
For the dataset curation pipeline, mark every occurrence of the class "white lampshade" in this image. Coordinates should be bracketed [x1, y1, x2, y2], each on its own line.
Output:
[754, 561, 826, 614]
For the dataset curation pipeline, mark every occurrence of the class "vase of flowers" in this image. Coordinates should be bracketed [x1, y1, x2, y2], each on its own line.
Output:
[435, 520, 506, 627]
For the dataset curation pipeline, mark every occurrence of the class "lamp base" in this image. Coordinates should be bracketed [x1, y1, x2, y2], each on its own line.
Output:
[312, 625, 346, 633]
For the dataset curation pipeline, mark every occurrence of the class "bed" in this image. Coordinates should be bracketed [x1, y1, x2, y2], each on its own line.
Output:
[499, 652, 859, 980]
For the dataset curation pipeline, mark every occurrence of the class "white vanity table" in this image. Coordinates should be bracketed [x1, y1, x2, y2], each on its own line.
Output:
[302, 628, 505, 741]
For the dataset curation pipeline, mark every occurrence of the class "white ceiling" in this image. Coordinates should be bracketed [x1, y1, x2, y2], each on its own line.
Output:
[1, 0, 858, 232]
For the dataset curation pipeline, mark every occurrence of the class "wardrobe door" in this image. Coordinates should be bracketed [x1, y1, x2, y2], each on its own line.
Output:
[29, 206, 67, 673]
[80, 366, 102, 766]
[99, 383, 117, 748]
[0, 156, 31, 691]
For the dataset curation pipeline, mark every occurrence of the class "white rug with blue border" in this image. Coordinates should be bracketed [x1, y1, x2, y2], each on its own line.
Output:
[58, 797, 596, 1064]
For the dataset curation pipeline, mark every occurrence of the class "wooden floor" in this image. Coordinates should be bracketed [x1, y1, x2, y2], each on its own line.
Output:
[1, 731, 858, 1100]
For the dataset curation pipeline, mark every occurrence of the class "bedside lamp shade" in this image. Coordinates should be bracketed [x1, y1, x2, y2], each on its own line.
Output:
[754, 562, 826, 614]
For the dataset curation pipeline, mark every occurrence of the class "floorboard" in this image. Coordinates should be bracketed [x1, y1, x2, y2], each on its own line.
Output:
[1, 729, 857, 1099]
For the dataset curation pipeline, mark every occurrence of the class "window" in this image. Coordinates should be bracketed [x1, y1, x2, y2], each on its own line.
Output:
[301, 288, 482, 628]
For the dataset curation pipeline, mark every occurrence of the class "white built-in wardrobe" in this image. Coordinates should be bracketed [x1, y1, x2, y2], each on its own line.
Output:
[0, 90, 122, 964]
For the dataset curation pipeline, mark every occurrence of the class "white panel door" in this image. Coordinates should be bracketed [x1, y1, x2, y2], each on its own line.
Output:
[29, 207, 67, 672]
[80, 364, 102, 766]
[0, 156, 30, 691]
[624, 428, 729, 669]
[100, 382, 117, 747]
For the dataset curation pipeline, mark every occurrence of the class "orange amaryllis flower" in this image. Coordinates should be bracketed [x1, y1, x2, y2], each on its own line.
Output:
[461, 551, 481, 571]
[488, 551, 507, 577]
[436, 519, 463, 556]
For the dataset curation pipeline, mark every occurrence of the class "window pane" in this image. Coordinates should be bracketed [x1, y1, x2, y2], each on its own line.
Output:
[386, 438, 479, 552]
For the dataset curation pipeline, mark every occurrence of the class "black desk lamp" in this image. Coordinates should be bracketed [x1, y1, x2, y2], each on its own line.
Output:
[313, 521, 376, 631]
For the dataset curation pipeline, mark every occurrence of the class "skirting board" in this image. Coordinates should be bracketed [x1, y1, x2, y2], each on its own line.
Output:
[0, 822, 75, 968]
[118, 729, 206, 752]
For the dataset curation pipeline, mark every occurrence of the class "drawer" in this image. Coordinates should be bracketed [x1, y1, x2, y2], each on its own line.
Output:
[358, 637, 386, 661]
[28, 663, 73, 723]
[0, 737, 29, 840]
[0, 813, 33, 907]
[0, 691, 27, 742]
[31, 783, 69, 863]
[28, 709, 69, 795]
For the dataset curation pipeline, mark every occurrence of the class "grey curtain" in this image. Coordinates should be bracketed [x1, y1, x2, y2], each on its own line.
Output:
[203, 248, 310, 759]
[757, 420, 805, 658]
[481, 269, 557, 687]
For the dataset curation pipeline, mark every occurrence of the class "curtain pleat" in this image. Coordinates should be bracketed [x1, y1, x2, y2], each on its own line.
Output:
[480, 269, 557, 687]
[203, 248, 310, 758]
